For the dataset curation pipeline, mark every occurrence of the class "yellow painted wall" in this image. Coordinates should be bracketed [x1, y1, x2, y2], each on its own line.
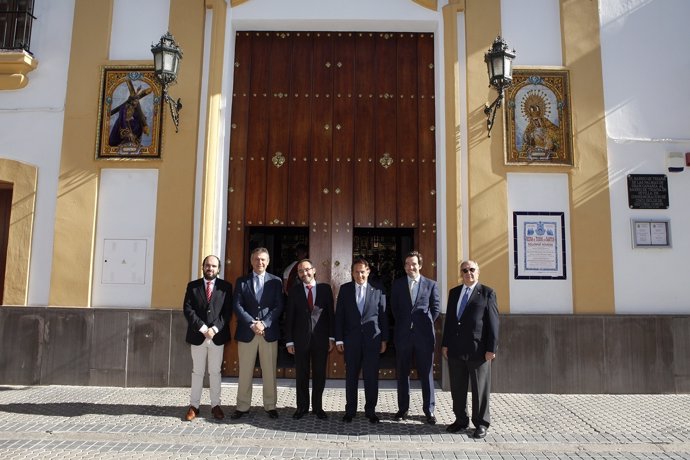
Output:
[0, 159, 37, 305]
[50, 0, 208, 308]
[443, 0, 614, 314]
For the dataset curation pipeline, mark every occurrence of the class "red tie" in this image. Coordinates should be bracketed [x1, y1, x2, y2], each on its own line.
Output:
[306, 285, 314, 312]
[206, 281, 212, 302]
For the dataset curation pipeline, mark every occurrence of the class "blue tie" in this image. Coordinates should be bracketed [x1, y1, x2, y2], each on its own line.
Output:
[457, 287, 470, 318]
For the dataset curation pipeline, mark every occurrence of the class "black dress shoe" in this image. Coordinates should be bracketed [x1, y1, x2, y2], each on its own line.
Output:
[366, 414, 380, 424]
[393, 410, 408, 421]
[314, 409, 328, 420]
[266, 409, 279, 419]
[292, 409, 307, 419]
[342, 414, 353, 423]
[230, 410, 248, 420]
[426, 413, 437, 425]
[446, 421, 468, 433]
[473, 426, 487, 438]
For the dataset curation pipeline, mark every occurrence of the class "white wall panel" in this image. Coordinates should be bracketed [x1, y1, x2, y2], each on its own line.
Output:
[110, 0, 170, 60]
[507, 173, 572, 313]
[92, 169, 158, 307]
[501, 0, 562, 66]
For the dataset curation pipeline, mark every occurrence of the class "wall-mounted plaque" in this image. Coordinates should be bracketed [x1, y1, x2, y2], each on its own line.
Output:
[631, 219, 671, 248]
[627, 174, 669, 209]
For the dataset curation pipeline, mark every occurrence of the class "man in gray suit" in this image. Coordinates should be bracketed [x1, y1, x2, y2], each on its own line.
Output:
[442, 259, 499, 439]
[231, 247, 284, 419]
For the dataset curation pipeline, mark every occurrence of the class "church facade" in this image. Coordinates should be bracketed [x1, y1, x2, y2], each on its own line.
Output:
[0, 0, 688, 392]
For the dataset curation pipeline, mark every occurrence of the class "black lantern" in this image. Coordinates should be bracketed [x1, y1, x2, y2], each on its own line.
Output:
[483, 36, 516, 137]
[151, 32, 183, 132]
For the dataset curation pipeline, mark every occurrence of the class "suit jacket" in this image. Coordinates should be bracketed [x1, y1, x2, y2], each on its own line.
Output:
[441, 283, 499, 361]
[233, 271, 284, 343]
[183, 277, 233, 346]
[284, 282, 334, 350]
[335, 281, 389, 345]
[391, 275, 440, 346]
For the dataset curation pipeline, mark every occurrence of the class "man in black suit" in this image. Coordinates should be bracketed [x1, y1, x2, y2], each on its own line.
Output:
[335, 258, 389, 424]
[285, 259, 334, 420]
[442, 260, 499, 439]
[182, 255, 233, 421]
[231, 247, 284, 419]
[391, 251, 440, 424]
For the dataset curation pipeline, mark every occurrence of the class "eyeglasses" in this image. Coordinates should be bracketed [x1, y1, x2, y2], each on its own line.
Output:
[461, 267, 477, 274]
[297, 267, 314, 274]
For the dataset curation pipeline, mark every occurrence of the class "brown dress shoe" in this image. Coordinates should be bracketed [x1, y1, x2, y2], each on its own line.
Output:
[184, 406, 199, 421]
[211, 405, 225, 420]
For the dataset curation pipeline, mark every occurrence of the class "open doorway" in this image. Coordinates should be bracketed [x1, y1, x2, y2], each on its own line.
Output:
[0, 183, 13, 304]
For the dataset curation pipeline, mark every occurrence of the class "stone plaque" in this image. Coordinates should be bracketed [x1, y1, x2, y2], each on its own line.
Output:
[627, 174, 669, 209]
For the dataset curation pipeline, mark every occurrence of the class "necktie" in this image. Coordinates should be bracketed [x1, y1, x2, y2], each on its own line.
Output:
[409, 279, 416, 302]
[306, 285, 314, 312]
[206, 281, 212, 302]
[254, 275, 263, 301]
[357, 284, 364, 314]
[457, 287, 470, 319]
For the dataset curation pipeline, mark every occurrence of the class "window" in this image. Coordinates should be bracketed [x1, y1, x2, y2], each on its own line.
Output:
[0, 0, 36, 54]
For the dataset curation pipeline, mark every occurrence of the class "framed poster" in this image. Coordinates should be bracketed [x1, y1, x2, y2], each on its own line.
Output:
[504, 68, 573, 166]
[631, 219, 671, 248]
[95, 66, 163, 159]
[513, 211, 566, 280]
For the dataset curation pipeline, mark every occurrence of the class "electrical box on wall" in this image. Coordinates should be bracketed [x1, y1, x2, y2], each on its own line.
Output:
[101, 239, 147, 284]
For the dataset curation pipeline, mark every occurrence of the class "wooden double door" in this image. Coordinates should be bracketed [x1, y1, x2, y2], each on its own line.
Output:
[223, 31, 438, 379]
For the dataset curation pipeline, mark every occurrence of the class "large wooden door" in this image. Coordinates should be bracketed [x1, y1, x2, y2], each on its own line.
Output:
[224, 31, 437, 379]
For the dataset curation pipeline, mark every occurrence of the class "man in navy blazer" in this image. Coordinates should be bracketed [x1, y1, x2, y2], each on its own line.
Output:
[391, 251, 440, 424]
[182, 255, 233, 421]
[442, 260, 499, 439]
[231, 247, 284, 419]
[335, 258, 389, 424]
[285, 258, 334, 419]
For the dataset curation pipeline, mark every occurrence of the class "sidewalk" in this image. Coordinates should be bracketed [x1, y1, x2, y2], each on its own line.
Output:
[0, 380, 688, 459]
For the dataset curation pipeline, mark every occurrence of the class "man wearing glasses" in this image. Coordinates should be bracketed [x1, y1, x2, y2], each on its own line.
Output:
[442, 260, 499, 439]
[284, 259, 335, 420]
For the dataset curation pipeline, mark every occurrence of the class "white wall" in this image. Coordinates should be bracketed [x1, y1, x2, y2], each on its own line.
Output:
[507, 173, 573, 313]
[601, 0, 690, 313]
[110, 0, 170, 60]
[0, 0, 75, 305]
[230, 0, 438, 31]
[92, 169, 158, 308]
[502, 0, 562, 66]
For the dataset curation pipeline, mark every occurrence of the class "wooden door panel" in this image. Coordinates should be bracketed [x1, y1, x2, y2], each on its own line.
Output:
[417, 33, 437, 280]
[374, 33, 397, 228]
[223, 32, 254, 375]
[287, 33, 313, 227]
[244, 32, 272, 225]
[265, 33, 293, 226]
[353, 33, 376, 228]
[396, 34, 420, 228]
[330, 33, 356, 379]
[309, 33, 334, 282]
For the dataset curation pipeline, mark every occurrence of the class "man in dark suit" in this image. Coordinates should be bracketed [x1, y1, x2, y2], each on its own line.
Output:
[182, 255, 233, 421]
[231, 247, 284, 419]
[391, 251, 440, 424]
[442, 259, 499, 439]
[335, 258, 389, 424]
[285, 258, 334, 420]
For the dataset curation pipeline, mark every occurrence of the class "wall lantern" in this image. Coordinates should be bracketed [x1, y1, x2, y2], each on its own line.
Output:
[151, 31, 183, 132]
[483, 36, 516, 137]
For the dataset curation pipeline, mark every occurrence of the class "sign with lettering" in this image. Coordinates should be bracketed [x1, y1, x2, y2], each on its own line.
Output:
[627, 174, 669, 209]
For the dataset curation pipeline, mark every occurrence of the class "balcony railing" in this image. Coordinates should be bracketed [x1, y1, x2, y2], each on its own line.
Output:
[0, 0, 36, 54]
